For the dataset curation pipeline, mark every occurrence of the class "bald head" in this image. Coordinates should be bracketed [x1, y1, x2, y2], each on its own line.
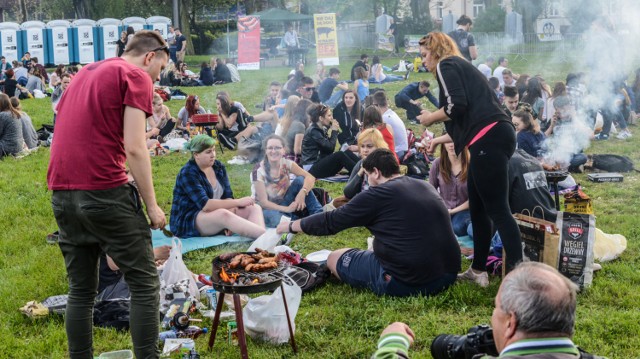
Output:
[499, 262, 578, 337]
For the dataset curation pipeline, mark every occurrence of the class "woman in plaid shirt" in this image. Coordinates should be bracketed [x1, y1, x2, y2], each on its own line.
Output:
[170, 135, 266, 238]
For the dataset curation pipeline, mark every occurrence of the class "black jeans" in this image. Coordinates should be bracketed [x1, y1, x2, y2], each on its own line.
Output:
[467, 122, 523, 273]
[396, 98, 422, 120]
[52, 184, 159, 359]
[309, 151, 358, 179]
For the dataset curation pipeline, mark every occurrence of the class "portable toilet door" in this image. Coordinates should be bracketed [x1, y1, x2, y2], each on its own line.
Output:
[20, 21, 47, 65]
[122, 17, 147, 33]
[0, 22, 22, 63]
[71, 19, 98, 64]
[46, 20, 72, 66]
[146, 16, 172, 39]
[96, 18, 121, 60]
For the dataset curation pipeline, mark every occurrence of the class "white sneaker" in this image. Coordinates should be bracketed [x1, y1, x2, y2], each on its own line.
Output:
[458, 267, 490, 287]
[616, 132, 628, 140]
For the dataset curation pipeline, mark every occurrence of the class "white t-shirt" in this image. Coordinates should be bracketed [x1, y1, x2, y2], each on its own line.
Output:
[477, 63, 492, 79]
[383, 109, 408, 152]
[493, 66, 506, 85]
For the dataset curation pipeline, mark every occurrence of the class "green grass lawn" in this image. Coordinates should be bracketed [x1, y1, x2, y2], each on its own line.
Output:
[1, 55, 639, 358]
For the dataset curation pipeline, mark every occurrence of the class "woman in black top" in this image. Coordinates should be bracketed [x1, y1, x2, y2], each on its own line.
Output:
[301, 103, 358, 179]
[116, 31, 127, 57]
[418, 32, 522, 285]
[0, 69, 19, 98]
[333, 90, 363, 147]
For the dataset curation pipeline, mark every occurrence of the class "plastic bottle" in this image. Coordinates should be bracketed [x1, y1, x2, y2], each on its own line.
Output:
[179, 325, 208, 339]
[205, 288, 217, 309]
[158, 330, 177, 341]
[227, 321, 238, 345]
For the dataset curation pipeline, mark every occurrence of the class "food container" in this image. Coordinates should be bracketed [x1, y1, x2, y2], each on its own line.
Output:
[98, 350, 133, 359]
[306, 250, 331, 265]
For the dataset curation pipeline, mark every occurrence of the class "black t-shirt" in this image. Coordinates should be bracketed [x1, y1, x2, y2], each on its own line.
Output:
[2, 79, 18, 98]
[175, 35, 187, 51]
[214, 64, 232, 83]
[508, 149, 557, 222]
[351, 60, 368, 81]
[116, 39, 126, 57]
[301, 176, 461, 285]
[448, 29, 475, 61]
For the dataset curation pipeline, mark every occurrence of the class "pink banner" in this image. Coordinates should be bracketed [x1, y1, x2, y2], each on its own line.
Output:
[237, 16, 261, 70]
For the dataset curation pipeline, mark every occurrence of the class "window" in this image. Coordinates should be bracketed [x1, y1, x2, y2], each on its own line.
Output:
[437, 1, 444, 19]
[549, 0, 561, 17]
[473, 0, 485, 17]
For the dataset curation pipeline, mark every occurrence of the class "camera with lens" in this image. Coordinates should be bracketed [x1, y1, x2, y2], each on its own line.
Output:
[430, 324, 499, 359]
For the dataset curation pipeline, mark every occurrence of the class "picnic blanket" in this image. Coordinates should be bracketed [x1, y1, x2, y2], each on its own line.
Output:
[151, 226, 253, 254]
[318, 175, 350, 183]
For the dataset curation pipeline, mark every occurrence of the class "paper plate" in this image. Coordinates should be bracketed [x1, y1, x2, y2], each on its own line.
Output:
[306, 249, 332, 264]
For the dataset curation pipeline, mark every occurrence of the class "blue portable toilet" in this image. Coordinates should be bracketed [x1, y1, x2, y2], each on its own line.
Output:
[122, 17, 147, 33]
[0, 22, 23, 63]
[146, 16, 172, 39]
[20, 21, 47, 65]
[45, 20, 72, 66]
[71, 19, 98, 64]
[96, 18, 121, 60]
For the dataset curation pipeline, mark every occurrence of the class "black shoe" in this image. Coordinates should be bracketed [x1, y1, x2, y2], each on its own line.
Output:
[594, 133, 609, 141]
[218, 133, 237, 150]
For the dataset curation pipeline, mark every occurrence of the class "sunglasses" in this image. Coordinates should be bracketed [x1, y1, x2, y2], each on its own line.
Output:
[150, 44, 170, 57]
[303, 87, 315, 91]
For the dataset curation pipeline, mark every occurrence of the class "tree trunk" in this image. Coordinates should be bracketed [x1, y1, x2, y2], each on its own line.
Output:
[72, 0, 93, 19]
[180, 0, 195, 56]
[18, 0, 28, 22]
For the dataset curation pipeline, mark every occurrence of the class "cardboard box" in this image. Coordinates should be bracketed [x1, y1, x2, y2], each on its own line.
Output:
[587, 173, 624, 183]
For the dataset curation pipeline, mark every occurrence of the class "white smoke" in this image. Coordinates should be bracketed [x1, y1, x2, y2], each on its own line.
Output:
[540, 0, 640, 167]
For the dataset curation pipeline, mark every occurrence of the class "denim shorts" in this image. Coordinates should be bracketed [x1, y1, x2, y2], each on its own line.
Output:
[335, 249, 457, 297]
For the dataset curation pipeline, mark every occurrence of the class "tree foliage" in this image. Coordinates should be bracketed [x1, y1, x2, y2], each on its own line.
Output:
[473, 5, 506, 33]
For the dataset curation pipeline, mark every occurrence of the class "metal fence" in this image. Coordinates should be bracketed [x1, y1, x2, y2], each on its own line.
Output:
[473, 32, 586, 62]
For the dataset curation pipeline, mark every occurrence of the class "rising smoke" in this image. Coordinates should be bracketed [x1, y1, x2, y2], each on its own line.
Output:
[541, 0, 640, 167]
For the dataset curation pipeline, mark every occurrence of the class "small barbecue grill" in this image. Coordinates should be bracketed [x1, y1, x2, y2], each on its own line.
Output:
[207, 253, 297, 358]
[545, 170, 569, 210]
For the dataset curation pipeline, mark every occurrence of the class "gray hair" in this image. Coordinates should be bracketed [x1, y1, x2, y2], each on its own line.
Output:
[499, 262, 578, 336]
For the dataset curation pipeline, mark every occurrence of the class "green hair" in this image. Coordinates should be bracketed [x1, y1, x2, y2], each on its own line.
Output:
[184, 134, 215, 154]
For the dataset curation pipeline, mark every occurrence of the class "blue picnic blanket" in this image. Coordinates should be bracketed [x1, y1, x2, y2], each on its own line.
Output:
[151, 226, 253, 254]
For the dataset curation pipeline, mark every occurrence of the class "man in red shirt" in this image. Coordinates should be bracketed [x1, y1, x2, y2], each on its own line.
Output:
[47, 30, 168, 359]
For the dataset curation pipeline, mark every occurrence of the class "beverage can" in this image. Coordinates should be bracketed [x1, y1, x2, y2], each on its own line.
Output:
[205, 288, 217, 309]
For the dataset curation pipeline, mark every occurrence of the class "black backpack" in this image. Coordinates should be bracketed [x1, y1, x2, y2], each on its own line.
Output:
[403, 152, 430, 179]
[590, 154, 636, 172]
[311, 187, 332, 206]
[282, 262, 331, 294]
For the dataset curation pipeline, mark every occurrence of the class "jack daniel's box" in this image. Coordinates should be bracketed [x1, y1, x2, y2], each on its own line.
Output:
[587, 173, 624, 183]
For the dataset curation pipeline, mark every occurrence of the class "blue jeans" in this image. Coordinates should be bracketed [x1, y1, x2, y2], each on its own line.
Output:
[323, 90, 345, 108]
[335, 249, 457, 297]
[262, 176, 323, 227]
[169, 46, 177, 64]
[451, 210, 472, 237]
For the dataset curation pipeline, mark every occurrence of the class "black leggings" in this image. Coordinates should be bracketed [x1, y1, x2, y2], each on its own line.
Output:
[467, 121, 523, 273]
[309, 151, 358, 179]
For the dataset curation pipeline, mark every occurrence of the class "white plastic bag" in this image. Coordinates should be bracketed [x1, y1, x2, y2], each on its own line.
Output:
[243, 280, 302, 344]
[248, 228, 283, 252]
[160, 238, 199, 311]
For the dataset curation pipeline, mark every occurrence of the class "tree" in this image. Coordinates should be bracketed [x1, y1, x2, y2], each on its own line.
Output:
[512, 0, 544, 34]
[473, 5, 506, 33]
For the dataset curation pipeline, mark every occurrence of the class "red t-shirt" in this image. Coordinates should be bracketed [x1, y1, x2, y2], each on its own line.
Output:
[47, 58, 154, 190]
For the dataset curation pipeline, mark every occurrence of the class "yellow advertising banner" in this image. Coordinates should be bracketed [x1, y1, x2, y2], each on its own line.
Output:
[313, 13, 339, 65]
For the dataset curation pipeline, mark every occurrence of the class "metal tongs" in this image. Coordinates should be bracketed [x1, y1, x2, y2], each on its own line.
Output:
[160, 226, 174, 238]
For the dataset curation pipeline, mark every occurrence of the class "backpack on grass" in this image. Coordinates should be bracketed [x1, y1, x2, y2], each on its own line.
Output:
[589, 154, 637, 172]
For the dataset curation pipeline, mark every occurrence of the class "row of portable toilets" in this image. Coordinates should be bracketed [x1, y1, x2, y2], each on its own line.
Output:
[0, 16, 172, 66]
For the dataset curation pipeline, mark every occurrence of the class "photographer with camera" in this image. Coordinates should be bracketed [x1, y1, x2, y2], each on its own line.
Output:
[431, 262, 603, 359]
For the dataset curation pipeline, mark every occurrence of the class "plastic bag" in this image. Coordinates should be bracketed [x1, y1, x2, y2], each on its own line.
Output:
[248, 228, 283, 252]
[160, 238, 199, 312]
[243, 280, 301, 344]
[594, 228, 627, 262]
